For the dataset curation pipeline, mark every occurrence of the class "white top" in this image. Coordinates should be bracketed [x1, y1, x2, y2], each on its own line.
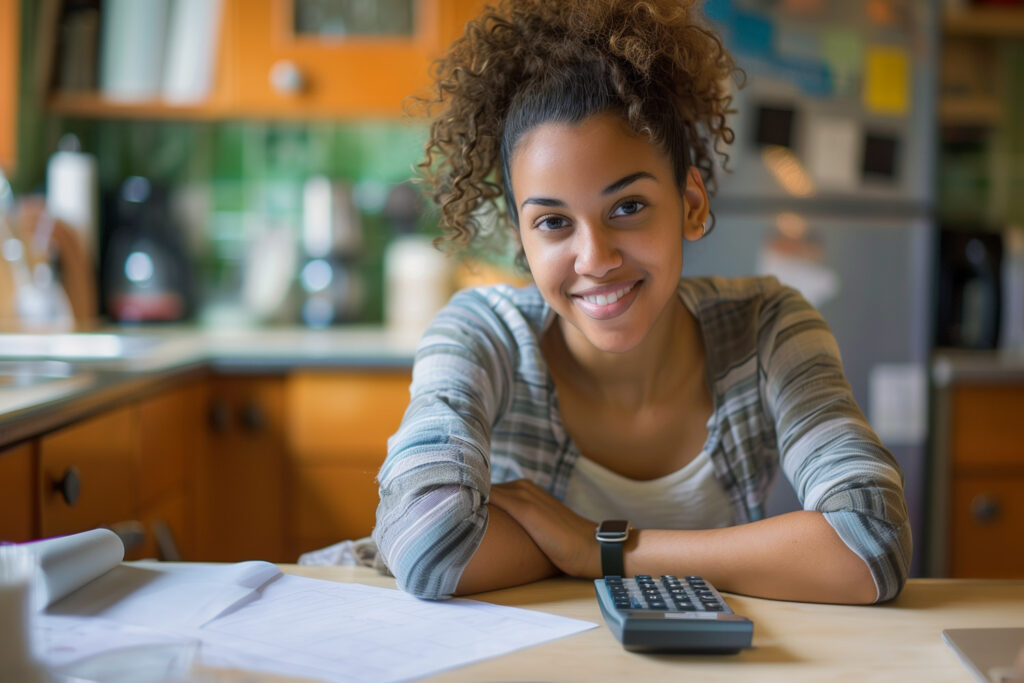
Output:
[564, 449, 735, 530]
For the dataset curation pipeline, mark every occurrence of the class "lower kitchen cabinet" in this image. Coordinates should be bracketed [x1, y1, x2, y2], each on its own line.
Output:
[38, 405, 139, 549]
[285, 370, 411, 558]
[0, 441, 35, 543]
[198, 375, 287, 563]
[931, 381, 1024, 577]
[137, 379, 208, 561]
[1, 367, 411, 564]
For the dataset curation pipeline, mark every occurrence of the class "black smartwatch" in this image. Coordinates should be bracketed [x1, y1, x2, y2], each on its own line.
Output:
[595, 519, 631, 577]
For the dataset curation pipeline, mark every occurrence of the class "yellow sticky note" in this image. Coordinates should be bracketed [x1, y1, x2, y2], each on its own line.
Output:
[864, 45, 909, 116]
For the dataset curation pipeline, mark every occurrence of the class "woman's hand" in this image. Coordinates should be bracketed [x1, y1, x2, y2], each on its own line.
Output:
[488, 479, 600, 578]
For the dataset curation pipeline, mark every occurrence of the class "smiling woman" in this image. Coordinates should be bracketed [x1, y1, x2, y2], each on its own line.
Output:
[372, 0, 911, 607]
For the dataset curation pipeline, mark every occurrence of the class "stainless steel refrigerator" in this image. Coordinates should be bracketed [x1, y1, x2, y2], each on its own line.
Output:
[689, 0, 938, 575]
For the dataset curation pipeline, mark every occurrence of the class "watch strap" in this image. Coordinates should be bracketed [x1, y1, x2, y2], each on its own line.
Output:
[599, 538, 625, 577]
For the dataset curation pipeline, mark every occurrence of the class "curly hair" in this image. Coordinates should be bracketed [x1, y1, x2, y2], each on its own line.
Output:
[415, 0, 740, 258]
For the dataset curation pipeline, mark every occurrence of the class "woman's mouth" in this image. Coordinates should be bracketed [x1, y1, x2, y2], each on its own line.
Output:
[572, 281, 640, 319]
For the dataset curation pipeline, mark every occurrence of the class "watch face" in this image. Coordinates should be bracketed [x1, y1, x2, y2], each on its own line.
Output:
[596, 519, 630, 541]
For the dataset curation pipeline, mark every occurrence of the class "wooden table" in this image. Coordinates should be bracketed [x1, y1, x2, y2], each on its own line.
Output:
[279, 566, 1024, 682]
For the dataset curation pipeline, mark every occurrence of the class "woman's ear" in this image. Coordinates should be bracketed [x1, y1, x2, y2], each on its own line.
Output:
[682, 166, 710, 242]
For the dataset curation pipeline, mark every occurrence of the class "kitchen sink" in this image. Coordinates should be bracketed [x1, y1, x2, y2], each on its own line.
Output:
[0, 359, 77, 386]
[0, 333, 167, 360]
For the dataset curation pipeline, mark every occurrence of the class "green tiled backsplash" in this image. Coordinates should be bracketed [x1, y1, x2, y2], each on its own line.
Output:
[54, 118, 439, 325]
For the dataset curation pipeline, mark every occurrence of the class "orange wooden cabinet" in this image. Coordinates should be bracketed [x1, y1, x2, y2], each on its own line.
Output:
[46, 0, 485, 119]
[220, 0, 484, 118]
[284, 370, 411, 559]
[29, 378, 205, 560]
[136, 379, 209, 561]
[938, 384, 1024, 577]
[0, 0, 17, 172]
[0, 441, 35, 543]
[37, 404, 141, 550]
[196, 375, 288, 563]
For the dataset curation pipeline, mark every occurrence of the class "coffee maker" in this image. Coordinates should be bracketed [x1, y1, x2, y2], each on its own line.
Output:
[935, 228, 1003, 350]
[101, 176, 193, 323]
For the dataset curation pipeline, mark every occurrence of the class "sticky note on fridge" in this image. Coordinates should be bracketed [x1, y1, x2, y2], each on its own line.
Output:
[822, 28, 864, 96]
[863, 45, 909, 116]
[806, 118, 860, 190]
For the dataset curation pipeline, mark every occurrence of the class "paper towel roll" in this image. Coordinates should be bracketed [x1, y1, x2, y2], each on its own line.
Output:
[46, 149, 99, 262]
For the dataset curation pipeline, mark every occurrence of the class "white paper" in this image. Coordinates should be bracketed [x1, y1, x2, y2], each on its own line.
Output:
[869, 363, 927, 446]
[196, 574, 597, 683]
[46, 560, 282, 631]
[34, 563, 597, 683]
[805, 117, 860, 190]
[26, 528, 124, 610]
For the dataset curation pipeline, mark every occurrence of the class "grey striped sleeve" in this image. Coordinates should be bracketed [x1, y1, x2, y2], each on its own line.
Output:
[758, 285, 912, 602]
[373, 288, 514, 599]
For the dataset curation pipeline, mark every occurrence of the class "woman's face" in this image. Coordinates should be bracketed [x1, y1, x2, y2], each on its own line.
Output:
[509, 112, 706, 354]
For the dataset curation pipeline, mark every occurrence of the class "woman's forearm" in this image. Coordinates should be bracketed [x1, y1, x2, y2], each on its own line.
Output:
[623, 511, 877, 604]
[454, 504, 559, 595]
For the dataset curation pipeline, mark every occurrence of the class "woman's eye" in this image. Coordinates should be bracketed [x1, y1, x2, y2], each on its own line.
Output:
[536, 215, 569, 231]
[613, 200, 644, 217]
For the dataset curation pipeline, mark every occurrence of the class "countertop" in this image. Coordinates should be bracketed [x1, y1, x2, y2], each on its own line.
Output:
[0, 326, 419, 448]
[931, 348, 1024, 386]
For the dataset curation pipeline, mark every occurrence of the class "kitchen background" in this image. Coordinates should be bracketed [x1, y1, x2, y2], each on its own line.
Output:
[1, 0, 1023, 578]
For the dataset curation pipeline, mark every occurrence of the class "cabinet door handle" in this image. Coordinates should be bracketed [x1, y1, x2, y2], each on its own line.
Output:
[53, 466, 81, 507]
[970, 494, 1001, 524]
[209, 398, 231, 434]
[240, 400, 266, 432]
[269, 59, 305, 95]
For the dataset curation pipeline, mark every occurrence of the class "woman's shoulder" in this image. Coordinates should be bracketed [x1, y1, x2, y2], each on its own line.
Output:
[445, 282, 549, 327]
[680, 276, 830, 376]
[424, 283, 550, 355]
[678, 275, 812, 326]
[679, 274, 795, 304]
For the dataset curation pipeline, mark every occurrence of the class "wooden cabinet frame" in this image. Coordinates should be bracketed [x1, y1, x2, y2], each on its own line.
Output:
[0, 0, 18, 173]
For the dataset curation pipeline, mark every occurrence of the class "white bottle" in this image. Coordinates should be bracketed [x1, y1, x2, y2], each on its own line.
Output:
[384, 235, 452, 341]
[45, 135, 98, 265]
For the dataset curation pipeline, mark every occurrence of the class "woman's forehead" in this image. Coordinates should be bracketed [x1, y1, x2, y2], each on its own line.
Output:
[510, 114, 672, 190]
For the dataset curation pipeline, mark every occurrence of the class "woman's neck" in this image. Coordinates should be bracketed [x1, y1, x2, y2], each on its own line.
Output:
[546, 294, 706, 411]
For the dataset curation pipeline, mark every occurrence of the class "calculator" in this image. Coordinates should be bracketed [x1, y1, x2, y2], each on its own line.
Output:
[594, 575, 754, 653]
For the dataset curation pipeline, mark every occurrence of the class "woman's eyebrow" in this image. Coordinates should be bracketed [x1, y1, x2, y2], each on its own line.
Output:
[520, 171, 658, 211]
[520, 196, 567, 210]
[602, 171, 657, 195]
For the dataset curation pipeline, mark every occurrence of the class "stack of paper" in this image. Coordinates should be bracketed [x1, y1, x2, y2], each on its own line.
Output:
[25, 530, 596, 682]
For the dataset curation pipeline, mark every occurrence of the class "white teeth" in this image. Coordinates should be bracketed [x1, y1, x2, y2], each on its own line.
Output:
[582, 283, 634, 306]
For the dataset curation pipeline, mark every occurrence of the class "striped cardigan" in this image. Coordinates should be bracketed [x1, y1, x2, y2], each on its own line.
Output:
[373, 277, 912, 602]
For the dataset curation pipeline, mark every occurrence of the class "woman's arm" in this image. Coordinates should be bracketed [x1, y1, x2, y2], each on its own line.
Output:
[625, 512, 877, 604]
[454, 505, 559, 595]
[489, 479, 878, 604]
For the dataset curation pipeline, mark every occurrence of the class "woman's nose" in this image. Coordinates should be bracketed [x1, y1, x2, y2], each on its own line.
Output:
[573, 223, 622, 278]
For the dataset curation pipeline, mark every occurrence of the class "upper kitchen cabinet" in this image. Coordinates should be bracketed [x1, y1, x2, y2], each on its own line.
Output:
[0, 0, 18, 171]
[939, 4, 1024, 128]
[44, 0, 485, 120]
[223, 0, 484, 118]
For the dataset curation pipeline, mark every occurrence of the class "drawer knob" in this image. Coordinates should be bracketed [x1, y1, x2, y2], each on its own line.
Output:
[970, 494, 1001, 524]
[54, 466, 81, 507]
